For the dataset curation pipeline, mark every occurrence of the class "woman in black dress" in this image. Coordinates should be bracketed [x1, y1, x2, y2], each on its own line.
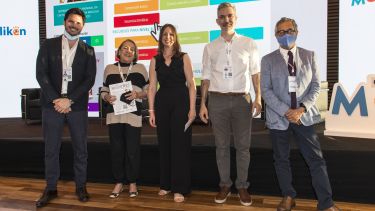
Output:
[148, 24, 196, 202]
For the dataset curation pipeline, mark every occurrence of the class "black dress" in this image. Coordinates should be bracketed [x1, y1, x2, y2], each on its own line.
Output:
[154, 53, 192, 194]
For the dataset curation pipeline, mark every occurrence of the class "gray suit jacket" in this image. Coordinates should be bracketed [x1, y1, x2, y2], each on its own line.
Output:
[260, 47, 321, 130]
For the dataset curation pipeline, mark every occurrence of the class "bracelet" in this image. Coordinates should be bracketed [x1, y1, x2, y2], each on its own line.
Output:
[148, 109, 155, 111]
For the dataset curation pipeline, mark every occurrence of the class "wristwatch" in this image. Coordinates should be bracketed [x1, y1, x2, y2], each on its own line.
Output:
[300, 103, 307, 113]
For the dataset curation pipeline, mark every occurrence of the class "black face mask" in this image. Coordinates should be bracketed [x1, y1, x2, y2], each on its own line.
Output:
[120, 91, 133, 104]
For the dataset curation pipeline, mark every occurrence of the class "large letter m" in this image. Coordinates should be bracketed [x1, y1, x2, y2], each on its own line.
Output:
[352, 0, 365, 6]
[332, 86, 368, 116]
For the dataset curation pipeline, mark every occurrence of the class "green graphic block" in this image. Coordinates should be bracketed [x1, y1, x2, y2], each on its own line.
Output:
[90, 35, 104, 46]
[160, 0, 208, 10]
[179, 31, 209, 45]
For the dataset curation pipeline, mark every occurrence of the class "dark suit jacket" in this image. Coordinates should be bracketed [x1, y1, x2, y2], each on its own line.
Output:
[36, 35, 97, 111]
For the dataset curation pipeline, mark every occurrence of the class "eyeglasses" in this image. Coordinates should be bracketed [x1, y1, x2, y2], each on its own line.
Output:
[120, 46, 135, 52]
[276, 28, 296, 36]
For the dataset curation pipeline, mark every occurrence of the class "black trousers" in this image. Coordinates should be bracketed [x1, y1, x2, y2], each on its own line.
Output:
[108, 123, 141, 184]
[155, 87, 192, 194]
[270, 124, 334, 210]
[42, 108, 88, 190]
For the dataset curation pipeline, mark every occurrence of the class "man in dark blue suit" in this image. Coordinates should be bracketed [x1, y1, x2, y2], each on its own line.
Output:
[35, 8, 96, 208]
[261, 17, 340, 211]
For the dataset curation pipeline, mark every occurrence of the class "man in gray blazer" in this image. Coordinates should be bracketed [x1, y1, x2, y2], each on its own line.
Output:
[260, 17, 340, 211]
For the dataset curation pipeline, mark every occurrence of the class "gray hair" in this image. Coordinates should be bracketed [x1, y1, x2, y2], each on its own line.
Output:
[275, 17, 298, 34]
[217, 2, 236, 16]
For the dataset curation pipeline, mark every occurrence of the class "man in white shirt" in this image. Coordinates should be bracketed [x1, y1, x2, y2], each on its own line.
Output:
[199, 2, 261, 206]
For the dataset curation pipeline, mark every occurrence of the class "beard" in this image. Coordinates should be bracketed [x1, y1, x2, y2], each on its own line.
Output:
[65, 26, 81, 36]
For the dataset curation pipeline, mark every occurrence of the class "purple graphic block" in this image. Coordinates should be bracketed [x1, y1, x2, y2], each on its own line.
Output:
[88, 103, 99, 112]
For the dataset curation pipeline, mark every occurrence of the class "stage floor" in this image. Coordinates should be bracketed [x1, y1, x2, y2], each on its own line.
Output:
[1, 176, 375, 211]
[1, 118, 375, 204]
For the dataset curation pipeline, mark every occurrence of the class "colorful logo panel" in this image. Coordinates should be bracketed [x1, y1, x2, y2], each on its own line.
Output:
[0, 26, 27, 36]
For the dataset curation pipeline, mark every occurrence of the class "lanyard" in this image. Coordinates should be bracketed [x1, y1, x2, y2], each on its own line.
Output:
[62, 39, 78, 69]
[117, 62, 133, 82]
[63, 48, 75, 69]
[61, 38, 78, 95]
[225, 40, 232, 66]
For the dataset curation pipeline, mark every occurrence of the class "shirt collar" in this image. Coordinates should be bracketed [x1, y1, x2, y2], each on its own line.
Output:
[279, 45, 297, 58]
[219, 32, 239, 42]
[62, 34, 79, 46]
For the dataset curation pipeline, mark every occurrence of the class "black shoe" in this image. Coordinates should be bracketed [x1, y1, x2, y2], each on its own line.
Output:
[36, 189, 58, 208]
[76, 187, 89, 202]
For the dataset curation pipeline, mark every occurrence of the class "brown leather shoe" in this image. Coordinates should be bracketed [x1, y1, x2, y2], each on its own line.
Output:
[277, 196, 296, 211]
[214, 186, 231, 204]
[237, 188, 252, 206]
[320, 205, 341, 211]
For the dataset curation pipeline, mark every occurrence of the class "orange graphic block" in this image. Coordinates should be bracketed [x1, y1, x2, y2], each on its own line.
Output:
[115, 36, 158, 48]
[115, 0, 158, 15]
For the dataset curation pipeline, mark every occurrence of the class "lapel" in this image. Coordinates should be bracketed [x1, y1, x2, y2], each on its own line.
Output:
[71, 40, 84, 71]
[53, 36, 63, 89]
[55, 36, 63, 74]
[295, 47, 304, 84]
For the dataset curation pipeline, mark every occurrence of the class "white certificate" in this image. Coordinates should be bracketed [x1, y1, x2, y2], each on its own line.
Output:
[109, 81, 137, 115]
[184, 118, 194, 132]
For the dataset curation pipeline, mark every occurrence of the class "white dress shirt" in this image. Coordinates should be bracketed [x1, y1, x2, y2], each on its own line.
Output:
[201, 33, 260, 93]
[279, 45, 297, 66]
[61, 35, 79, 94]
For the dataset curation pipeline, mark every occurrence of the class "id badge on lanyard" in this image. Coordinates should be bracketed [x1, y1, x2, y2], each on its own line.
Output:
[61, 42, 75, 94]
[222, 41, 233, 80]
[62, 67, 72, 95]
[63, 67, 73, 82]
[288, 57, 297, 92]
[223, 65, 233, 79]
[288, 76, 297, 92]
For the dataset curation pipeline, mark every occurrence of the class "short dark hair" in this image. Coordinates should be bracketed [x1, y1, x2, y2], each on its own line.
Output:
[117, 39, 139, 63]
[157, 23, 182, 57]
[64, 8, 86, 24]
[275, 17, 298, 35]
